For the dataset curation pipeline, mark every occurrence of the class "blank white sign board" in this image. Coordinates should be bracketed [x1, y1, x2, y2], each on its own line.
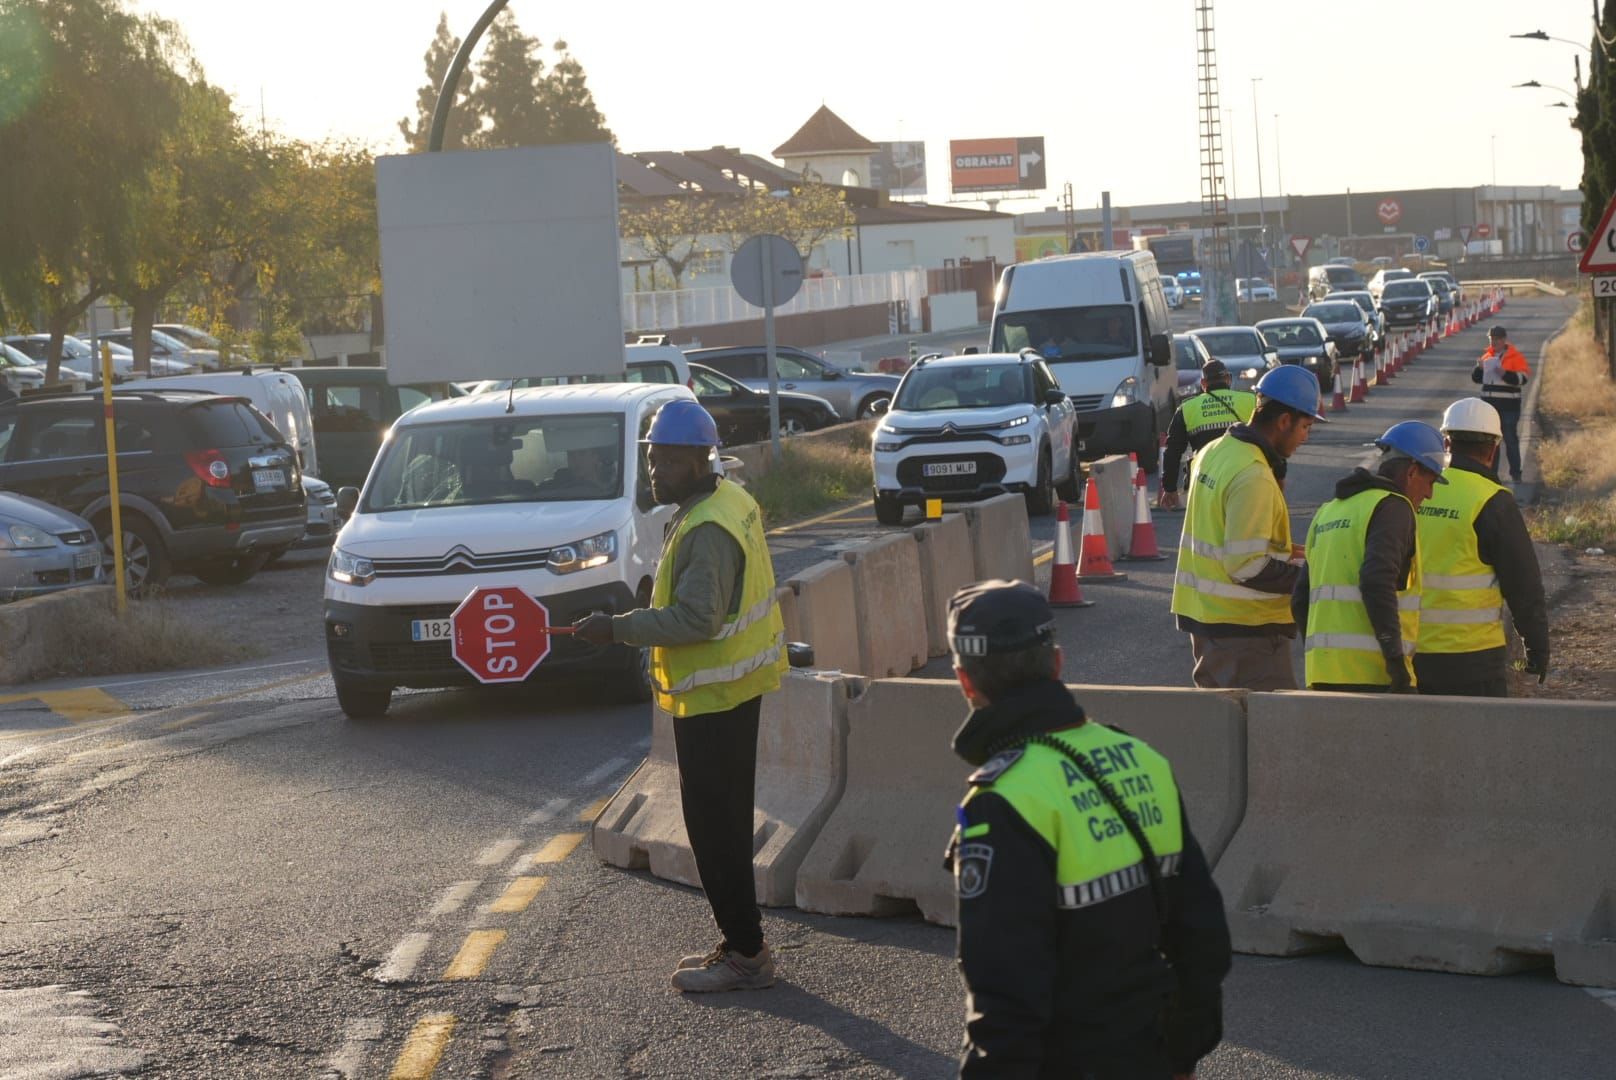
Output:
[376, 143, 624, 385]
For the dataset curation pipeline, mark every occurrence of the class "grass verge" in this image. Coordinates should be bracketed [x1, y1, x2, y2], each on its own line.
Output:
[746, 432, 873, 529]
[1527, 312, 1616, 550]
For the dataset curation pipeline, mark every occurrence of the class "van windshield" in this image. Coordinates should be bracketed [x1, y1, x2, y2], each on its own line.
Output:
[365, 413, 624, 511]
[992, 304, 1138, 361]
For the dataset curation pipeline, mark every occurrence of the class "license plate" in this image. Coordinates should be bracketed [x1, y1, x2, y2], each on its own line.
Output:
[923, 461, 977, 477]
[411, 619, 454, 643]
[74, 550, 100, 570]
[253, 468, 287, 491]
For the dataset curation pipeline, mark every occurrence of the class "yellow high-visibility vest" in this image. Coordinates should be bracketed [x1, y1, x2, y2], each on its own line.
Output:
[1303, 488, 1421, 687]
[650, 479, 786, 717]
[1415, 468, 1507, 654]
[1171, 435, 1293, 627]
[1181, 389, 1257, 439]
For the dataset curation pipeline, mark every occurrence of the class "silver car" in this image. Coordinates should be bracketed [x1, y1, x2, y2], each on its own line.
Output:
[0, 493, 104, 601]
[1187, 326, 1277, 391]
[685, 345, 900, 420]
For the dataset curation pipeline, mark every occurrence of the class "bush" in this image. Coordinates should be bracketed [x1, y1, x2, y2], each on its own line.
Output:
[745, 436, 873, 529]
[1529, 312, 1616, 550]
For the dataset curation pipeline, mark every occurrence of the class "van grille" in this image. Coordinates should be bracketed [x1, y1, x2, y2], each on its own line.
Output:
[370, 546, 555, 578]
[1068, 394, 1106, 412]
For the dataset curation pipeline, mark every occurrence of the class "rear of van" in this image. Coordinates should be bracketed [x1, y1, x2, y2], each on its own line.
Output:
[988, 252, 1176, 469]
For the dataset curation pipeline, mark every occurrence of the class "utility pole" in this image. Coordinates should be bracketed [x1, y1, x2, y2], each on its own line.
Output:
[1251, 78, 1268, 270]
[1196, 0, 1236, 325]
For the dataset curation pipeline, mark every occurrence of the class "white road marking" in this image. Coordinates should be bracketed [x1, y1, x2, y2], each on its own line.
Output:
[0, 985, 148, 1078]
[374, 933, 432, 984]
[579, 756, 632, 787]
[323, 1016, 385, 1078]
[428, 881, 481, 918]
[96, 656, 324, 690]
[1586, 987, 1616, 1013]
[474, 836, 522, 866]
[523, 796, 570, 826]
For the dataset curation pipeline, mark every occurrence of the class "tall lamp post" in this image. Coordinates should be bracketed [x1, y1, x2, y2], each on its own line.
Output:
[428, 0, 513, 152]
[1251, 78, 1268, 271]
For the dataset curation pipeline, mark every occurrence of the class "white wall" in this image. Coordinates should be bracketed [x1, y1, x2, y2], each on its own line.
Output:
[843, 218, 1016, 275]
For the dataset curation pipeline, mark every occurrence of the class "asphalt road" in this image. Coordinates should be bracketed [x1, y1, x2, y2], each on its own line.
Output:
[3, 295, 1611, 1079]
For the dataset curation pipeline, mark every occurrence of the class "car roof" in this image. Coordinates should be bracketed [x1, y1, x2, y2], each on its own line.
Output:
[0, 388, 240, 409]
[1191, 326, 1260, 335]
[1255, 318, 1320, 327]
[396, 381, 692, 427]
[683, 345, 816, 359]
[915, 351, 1038, 368]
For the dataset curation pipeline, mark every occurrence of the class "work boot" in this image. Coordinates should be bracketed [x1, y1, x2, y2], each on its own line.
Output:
[670, 943, 774, 992]
[677, 943, 724, 971]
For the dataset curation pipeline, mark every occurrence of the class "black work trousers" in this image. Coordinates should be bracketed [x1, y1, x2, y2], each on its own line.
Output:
[1492, 397, 1523, 481]
[672, 695, 763, 957]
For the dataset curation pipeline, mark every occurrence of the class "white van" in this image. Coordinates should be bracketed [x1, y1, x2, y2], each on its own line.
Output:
[146, 369, 319, 476]
[322, 381, 696, 717]
[988, 251, 1177, 471]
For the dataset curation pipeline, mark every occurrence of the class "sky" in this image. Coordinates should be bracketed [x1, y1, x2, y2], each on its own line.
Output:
[133, 0, 1594, 210]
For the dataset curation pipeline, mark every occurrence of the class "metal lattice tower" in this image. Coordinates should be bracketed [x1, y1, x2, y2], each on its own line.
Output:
[1062, 182, 1076, 252]
[1195, 0, 1236, 325]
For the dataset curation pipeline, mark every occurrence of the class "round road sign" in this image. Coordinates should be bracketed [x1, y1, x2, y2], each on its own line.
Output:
[731, 234, 804, 309]
[1414, 235, 1429, 253]
[1475, 222, 1493, 239]
[1569, 230, 1587, 252]
[452, 585, 553, 684]
[1377, 199, 1403, 226]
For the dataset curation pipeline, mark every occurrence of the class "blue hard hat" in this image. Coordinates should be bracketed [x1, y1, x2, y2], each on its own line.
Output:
[642, 398, 719, 447]
[1375, 421, 1449, 483]
[1255, 364, 1328, 421]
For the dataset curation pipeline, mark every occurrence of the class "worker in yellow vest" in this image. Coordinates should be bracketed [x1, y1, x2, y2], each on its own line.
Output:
[1158, 359, 1259, 511]
[1171, 365, 1324, 690]
[1293, 421, 1446, 692]
[1414, 398, 1549, 695]
[574, 399, 787, 992]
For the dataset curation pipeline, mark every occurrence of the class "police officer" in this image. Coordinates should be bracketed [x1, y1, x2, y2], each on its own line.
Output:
[1158, 359, 1257, 511]
[1472, 326, 1531, 484]
[1414, 398, 1550, 695]
[947, 580, 1231, 1079]
[1171, 364, 1325, 691]
[1294, 421, 1446, 693]
[574, 399, 787, 992]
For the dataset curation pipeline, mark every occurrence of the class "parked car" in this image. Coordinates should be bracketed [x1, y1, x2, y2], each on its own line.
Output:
[6, 333, 191, 379]
[1377, 279, 1438, 328]
[686, 345, 898, 420]
[1367, 267, 1416, 300]
[1161, 275, 1186, 309]
[290, 368, 461, 491]
[154, 323, 254, 365]
[1325, 290, 1386, 351]
[1424, 275, 1456, 317]
[687, 363, 839, 443]
[1171, 333, 1213, 401]
[466, 343, 693, 397]
[323, 382, 699, 717]
[0, 343, 46, 395]
[0, 389, 304, 590]
[872, 351, 1079, 524]
[2, 337, 102, 384]
[1255, 318, 1339, 392]
[1326, 257, 1358, 267]
[0, 492, 104, 601]
[100, 327, 221, 371]
[1236, 277, 1279, 302]
[289, 475, 339, 556]
[1301, 300, 1374, 361]
[1186, 326, 1277, 391]
[1418, 271, 1463, 304]
[1308, 264, 1368, 300]
[1176, 270, 1204, 301]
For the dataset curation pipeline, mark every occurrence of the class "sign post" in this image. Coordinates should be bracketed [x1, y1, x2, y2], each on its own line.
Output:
[1578, 191, 1616, 380]
[99, 341, 126, 612]
[731, 234, 804, 463]
[1288, 235, 1313, 262]
[451, 585, 560, 684]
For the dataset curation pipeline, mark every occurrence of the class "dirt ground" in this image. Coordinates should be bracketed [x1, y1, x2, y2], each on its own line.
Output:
[152, 548, 328, 662]
[1517, 544, 1616, 701]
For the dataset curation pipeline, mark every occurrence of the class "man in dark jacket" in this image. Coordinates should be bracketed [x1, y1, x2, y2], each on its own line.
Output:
[1471, 325, 1531, 483]
[947, 580, 1232, 1079]
[1158, 360, 1258, 511]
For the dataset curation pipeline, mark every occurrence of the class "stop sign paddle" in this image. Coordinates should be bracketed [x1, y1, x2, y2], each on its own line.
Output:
[451, 585, 564, 684]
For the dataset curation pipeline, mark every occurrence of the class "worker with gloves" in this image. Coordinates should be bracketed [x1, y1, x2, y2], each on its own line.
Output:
[1294, 421, 1446, 692]
[1472, 326, 1531, 483]
[1158, 359, 1258, 511]
[1414, 398, 1550, 695]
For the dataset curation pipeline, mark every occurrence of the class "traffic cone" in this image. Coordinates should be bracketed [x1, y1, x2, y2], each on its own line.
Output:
[1330, 365, 1348, 412]
[1122, 457, 1165, 561]
[1047, 501, 1094, 607]
[1076, 478, 1126, 582]
[1376, 347, 1390, 385]
[1350, 356, 1368, 402]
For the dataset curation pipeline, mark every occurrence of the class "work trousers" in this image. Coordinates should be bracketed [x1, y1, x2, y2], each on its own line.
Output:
[1492, 397, 1523, 481]
[1189, 633, 1297, 691]
[672, 694, 764, 957]
[1414, 653, 1509, 698]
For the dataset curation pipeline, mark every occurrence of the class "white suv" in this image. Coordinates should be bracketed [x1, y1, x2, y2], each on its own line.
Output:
[871, 351, 1079, 525]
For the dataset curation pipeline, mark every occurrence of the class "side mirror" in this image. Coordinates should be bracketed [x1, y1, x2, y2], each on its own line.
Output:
[336, 486, 360, 515]
[962, 345, 980, 355]
[870, 398, 889, 415]
[1042, 388, 1067, 406]
[822, 367, 843, 380]
[1149, 333, 1172, 367]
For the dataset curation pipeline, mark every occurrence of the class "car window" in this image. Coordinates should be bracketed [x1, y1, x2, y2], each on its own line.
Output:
[0, 412, 16, 459]
[1031, 363, 1056, 399]
[311, 383, 385, 432]
[184, 401, 272, 447]
[9, 408, 102, 461]
[626, 361, 678, 385]
[1193, 331, 1261, 356]
[1260, 323, 1323, 347]
[895, 364, 1029, 411]
[703, 354, 763, 380]
[776, 355, 817, 380]
[113, 413, 159, 454]
[1383, 282, 1429, 299]
[399, 387, 435, 413]
[1173, 338, 1204, 370]
[1305, 305, 1357, 322]
[692, 370, 736, 399]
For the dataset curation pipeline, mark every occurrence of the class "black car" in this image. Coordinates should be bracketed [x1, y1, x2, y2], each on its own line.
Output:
[1254, 318, 1339, 394]
[1378, 280, 1437, 328]
[290, 367, 461, 491]
[687, 363, 840, 444]
[1301, 300, 1373, 360]
[0, 390, 304, 589]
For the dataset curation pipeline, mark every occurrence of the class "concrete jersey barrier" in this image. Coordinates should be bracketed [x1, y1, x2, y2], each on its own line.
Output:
[1214, 692, 1616, 986]
[910, 513, 976, 658]
[591, 670, 858, 907]
[786, 559, 861, 675]
[842, 533, 927, 677]
[1087, 454, 1135, 560]
[960, 493, 1035, 586]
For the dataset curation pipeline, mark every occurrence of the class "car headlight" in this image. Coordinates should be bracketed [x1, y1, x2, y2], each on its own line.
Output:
[0, 524, 55, 550]
[1239, 368, 1260, 380]
[1001, 434, 1033, 446]
[994, 415, 1030, 431]
[874, 441, 903, 453]
[550, 530, 617, 574]
[329, 547, 374, 586]
[1110, 377, 1141, 408]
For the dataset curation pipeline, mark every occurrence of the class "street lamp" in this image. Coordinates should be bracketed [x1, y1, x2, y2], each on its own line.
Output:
[429, 0, 513, 152]
[1512, 79, 1576, 95]
[1510, 29, 1591, 51]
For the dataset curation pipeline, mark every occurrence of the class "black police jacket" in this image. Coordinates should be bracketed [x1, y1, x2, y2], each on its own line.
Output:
[950, 679, 1232, 1079]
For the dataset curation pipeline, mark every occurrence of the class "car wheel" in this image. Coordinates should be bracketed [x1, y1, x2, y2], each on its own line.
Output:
[335, 676, 391, 719]
[190, 553, 270, 586]
[779, 411, 810, 437]
[99, 513, 170, 593]
[874, 491, 905, 526]
[1025, 451, 1055, 517]
[1055, 450, 1082, 503]
[615, 642, 653, 705]
[858, 394, 892, 419]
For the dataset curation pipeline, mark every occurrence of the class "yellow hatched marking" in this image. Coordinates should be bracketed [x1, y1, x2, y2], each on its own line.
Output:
[527, 832, 584, 865]
[0, 688, 129, 723]
[388, 1013, 456, 1080]
[442, 930, 505, 980]
[578, 798, 608, 823]
[158, 710, 215, 732]
[489, 876, 548, 914]
[766, 499, 873, 536]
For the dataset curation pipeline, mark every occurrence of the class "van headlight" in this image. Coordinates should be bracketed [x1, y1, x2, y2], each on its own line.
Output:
[550, 530, 617, 574]
[1110, 377, 1141, 408]
[329, 547, 374, 586]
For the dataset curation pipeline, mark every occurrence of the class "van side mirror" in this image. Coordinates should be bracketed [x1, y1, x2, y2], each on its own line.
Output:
[1149, 333, 1172, 366]
[336, 486, 360, 515]
[869, 398, 889, 416]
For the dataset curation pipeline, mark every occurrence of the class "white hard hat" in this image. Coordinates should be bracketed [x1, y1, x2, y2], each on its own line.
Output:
[1440, 398, 1502, 439]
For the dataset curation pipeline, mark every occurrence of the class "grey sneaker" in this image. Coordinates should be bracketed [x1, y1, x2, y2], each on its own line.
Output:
[677, 944, 724, 971]
[670, 944, 775, 992]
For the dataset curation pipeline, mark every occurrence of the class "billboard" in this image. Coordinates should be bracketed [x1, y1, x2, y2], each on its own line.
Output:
[376, 142, 624, 385]
[870, 141, 927, 198]
[950, 137, 1046, 194]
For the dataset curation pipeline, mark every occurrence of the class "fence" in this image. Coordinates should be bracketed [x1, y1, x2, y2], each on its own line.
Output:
[623, 270, 926, 333]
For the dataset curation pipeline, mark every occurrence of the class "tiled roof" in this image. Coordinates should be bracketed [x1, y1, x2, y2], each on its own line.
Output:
[773, 105, 879, 158]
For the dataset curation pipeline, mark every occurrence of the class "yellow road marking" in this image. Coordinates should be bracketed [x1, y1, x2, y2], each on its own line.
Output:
[766, 499, 873, 536]
[388, 1013, 456, 1080]
[1035, 549, 1053, 567]
[157, 710, 215, 733]
[488, 876, 548, 914]
[578, 798, 608, 823]
[186, 671, 326, 708]
[527, 832, 584, 865]
[0, 688, 129, 723]
[442, 930, 505, 980]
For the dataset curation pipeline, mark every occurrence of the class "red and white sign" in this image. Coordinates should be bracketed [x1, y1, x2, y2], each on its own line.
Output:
[1376, 199, 1403, 226]
[1475, 222, 1493, 240]
[1569, 230, 1588, 253]
[1289, 235, 1313, 260]
[949, 137, 1046, 194]
[1579, 192, 1616, 272]
[452, 585, 555, 684]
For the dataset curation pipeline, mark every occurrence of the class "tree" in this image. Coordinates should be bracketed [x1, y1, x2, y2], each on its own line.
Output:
[466, 9, 548, 148]
[727, 183, 856, 262]
[398, 12, 473, 152]
[621, 197, 731, 288]
[539, 44, 611, 144]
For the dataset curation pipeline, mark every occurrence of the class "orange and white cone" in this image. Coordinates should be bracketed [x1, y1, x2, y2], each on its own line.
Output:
[1048, 501, 1094, 607]
[1350, 356, 1368, 402]
[1376, 347, 1390, 385]
[1122, 456, 1166, 561]
[1076, 477, 1126, 582]
[1330, 365, 1348, 412]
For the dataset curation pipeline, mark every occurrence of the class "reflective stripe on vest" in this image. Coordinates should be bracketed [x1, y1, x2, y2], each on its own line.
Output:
[1058, 853, 1183, 910]
[649, 479, 787, 717]
[1303, 487, 1422, 688]
[1415, 468, 1508, 654]
[1171, 435, 1293, 627]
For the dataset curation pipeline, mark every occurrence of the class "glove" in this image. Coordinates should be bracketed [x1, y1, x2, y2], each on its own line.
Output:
[1385, 655, 1415, 694]
[572, 613, 615, 645]
[1524, 649, 1549, 684]
[1157, 489, 1181, 510]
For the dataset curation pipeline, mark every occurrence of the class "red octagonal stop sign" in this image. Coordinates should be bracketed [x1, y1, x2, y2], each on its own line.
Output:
[451, 586, 553, 684]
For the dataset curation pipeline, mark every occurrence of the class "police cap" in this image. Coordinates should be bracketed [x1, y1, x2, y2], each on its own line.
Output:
[947, 580, 1057, 657]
